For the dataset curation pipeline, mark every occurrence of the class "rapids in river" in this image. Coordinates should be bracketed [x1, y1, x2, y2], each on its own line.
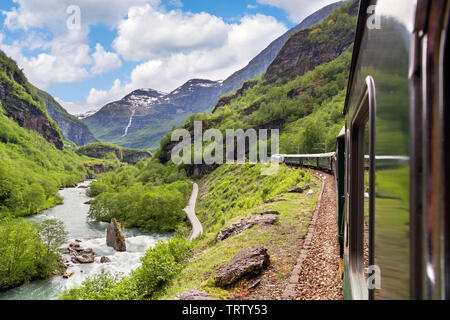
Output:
[0, 181, 171, 300]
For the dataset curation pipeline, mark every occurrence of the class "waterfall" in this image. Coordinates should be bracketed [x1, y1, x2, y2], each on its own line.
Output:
[122, 109, 136, 137]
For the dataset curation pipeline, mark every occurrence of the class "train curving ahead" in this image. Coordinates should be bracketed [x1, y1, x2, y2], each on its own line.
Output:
[277, 0, 449, 300]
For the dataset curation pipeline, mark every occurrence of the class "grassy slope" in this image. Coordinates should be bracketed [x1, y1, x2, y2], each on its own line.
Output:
[0, 110, 92, 217]
[159, 164, 321, 299]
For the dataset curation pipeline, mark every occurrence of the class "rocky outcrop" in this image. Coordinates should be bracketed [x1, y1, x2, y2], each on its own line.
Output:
[122, 149, 152, 165]
[106, 219, 126, 252]
[173, 290, 214, 300]
[0, 85, 63, 149]
[215, 246, 270, 287]
[216, 214, 278, 241]
[77, 143, 151, 165]
[288, 185, 311, 194]
[100, 256, 111, 263]
[67, 242, 95, 264]
[263, 198, 287, 204]
[216, 215, 279, 242]
[84, 163, 115, 177]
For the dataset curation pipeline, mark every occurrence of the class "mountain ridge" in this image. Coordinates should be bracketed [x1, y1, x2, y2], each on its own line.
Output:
[37, 89, 98, 146]
[82, 1, 346, 150]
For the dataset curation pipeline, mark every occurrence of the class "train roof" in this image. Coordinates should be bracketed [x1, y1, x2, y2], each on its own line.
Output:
[277, 153, 336, 158]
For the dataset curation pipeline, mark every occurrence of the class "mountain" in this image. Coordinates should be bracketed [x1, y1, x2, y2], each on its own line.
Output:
[0, 51, 63, 150]
[219, 1, 345, 95]
[0, 49, 90, 216]
[83, 79, 222, 150]
[37, 89, 98, 146]
[156, 0, 358, 177]
[82, 2, 345, 151]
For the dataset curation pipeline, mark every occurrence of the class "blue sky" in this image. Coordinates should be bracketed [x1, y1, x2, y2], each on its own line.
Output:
[0, 0, 337, 114]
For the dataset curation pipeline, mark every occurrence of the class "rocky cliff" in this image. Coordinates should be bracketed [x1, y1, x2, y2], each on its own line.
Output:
[37, 89, 98, 146]
[264, 1, 358, 83]
[219, 1, 345, 95]
[0, 50, 63, 149]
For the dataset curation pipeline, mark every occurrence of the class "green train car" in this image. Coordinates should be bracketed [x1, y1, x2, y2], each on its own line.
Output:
[278, 0, 449, 300]
[340, 0, 449, 300]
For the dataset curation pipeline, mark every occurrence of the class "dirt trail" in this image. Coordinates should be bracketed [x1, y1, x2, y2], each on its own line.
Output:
[185, 183, 203, 241]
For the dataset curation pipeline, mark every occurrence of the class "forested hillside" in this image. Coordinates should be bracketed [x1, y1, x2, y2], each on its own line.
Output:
[0, 50, 92, 291]
[0, 51, 90, 218]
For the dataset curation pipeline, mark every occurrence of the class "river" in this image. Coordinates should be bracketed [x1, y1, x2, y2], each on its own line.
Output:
[0, 181, 172, 300]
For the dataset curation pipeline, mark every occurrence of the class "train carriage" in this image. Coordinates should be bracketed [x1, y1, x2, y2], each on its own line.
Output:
[278, 0, 449, 300]
[341, 0, 449, 300]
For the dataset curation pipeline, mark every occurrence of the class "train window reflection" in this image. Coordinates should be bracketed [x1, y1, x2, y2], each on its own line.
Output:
[363, 123, 370, 283]
[349, 78, 375, 300]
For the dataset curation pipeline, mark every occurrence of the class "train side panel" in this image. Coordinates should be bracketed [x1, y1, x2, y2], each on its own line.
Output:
[343, 0, 416, 300]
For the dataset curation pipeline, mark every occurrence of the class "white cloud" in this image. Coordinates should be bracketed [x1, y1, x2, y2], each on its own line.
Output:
[86, 79, 133, 107]
[257, 0, 338, 23]
[247, 4, 258, 9]
[113, 5, 230, 61]
[55, 98, 92, 115]
[0, 31, 93, 88]
[84, 13, 287, 108]
[91, 43, 122, 75]
[2, 0, 160, 32]
[0, 0, 158, 88]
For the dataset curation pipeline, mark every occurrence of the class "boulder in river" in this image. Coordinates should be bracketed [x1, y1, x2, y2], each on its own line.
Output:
[215, 246, 270, 287]
[106, 219, 127, 252]
[216, 215, 279, 242]
[100, 256, 111, 263]
[70, 249, 95, 264]
[173, 290, 214, 300]
[68, 244, 95, 264]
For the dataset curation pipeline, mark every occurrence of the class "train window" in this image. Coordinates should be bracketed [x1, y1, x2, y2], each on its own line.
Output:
[349, 77, 376, 300]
